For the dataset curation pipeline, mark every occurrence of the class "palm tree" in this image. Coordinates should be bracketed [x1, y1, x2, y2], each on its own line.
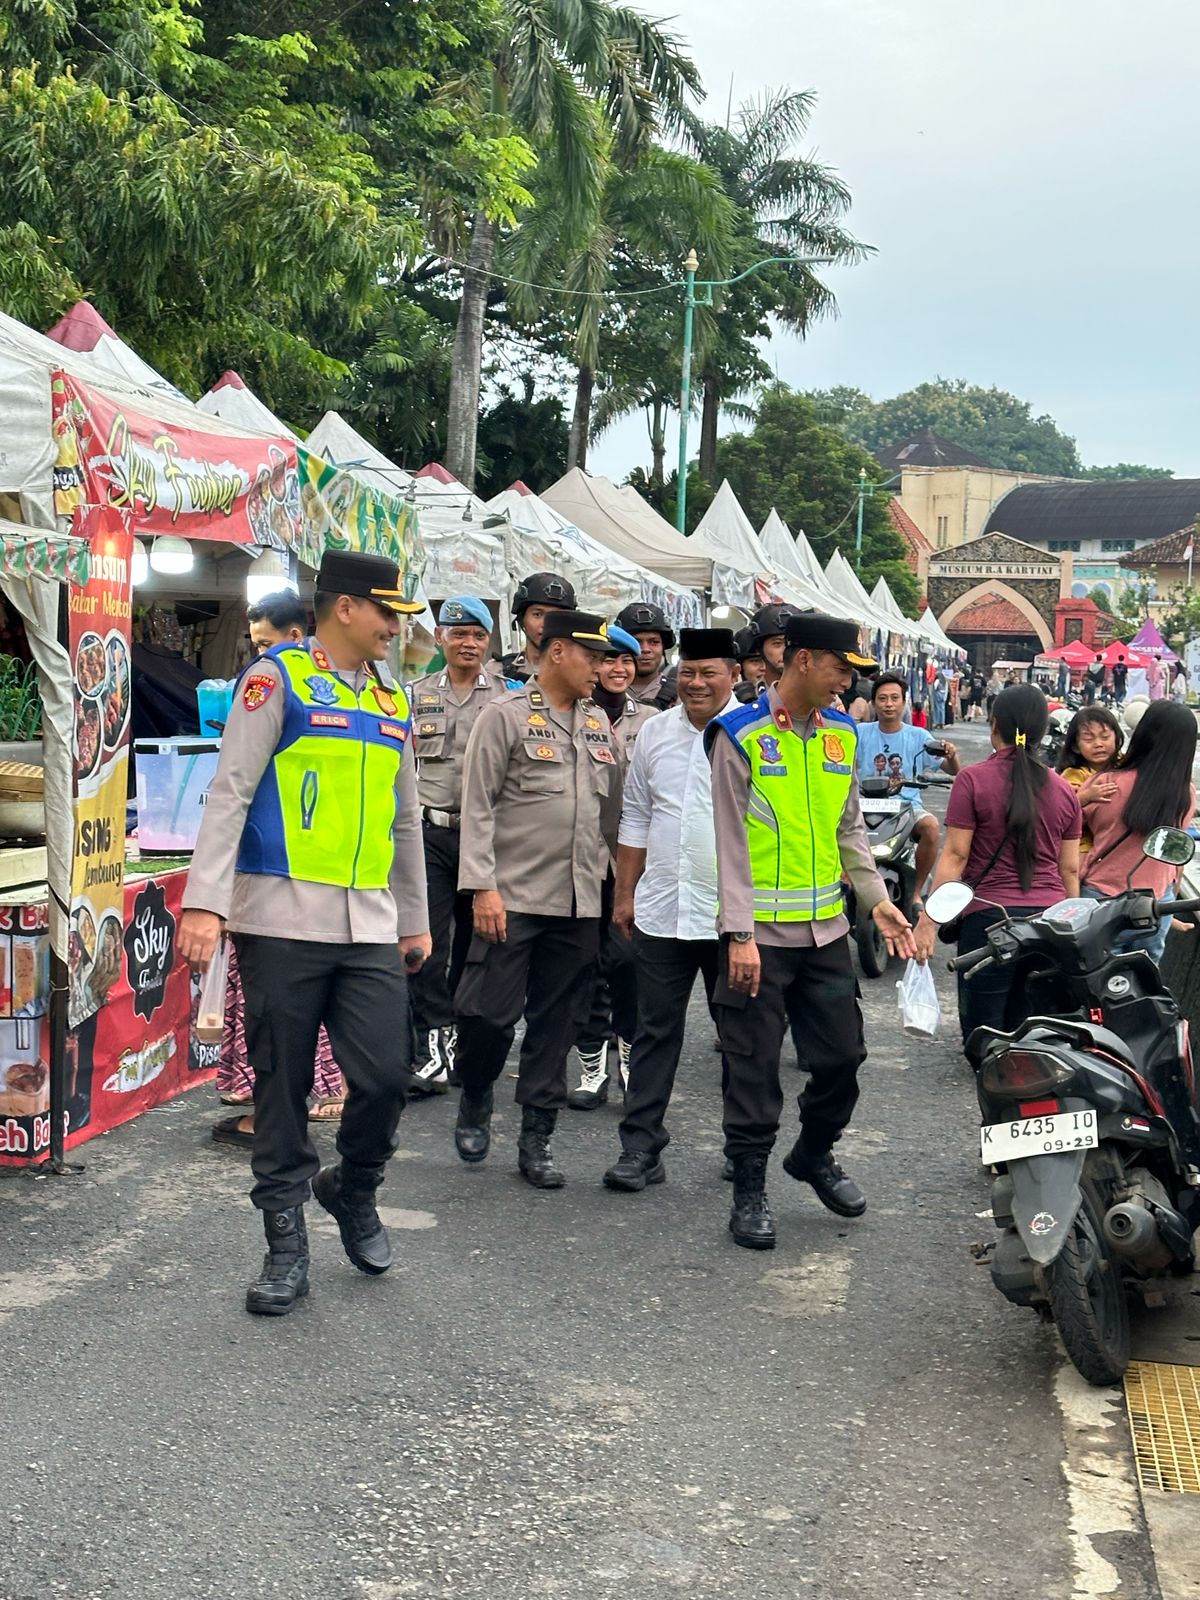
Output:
[505, 143, 734, 470]
[681, 87, 871, 483]
[442, 0, 701, 487]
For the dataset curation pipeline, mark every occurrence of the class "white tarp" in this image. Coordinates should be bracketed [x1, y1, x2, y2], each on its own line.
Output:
[688, 481, 769, 607]
[759, 510, 810, 586]
[543, 469, 713, 590]
[198, 370, 299, 440]
[45, 301, 189, 405]
[825, 548, 917, 645]
[489, 486, 702, 629]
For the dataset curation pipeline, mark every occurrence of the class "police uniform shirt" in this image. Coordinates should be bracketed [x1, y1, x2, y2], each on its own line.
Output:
[408, 667, 519, 813]
[183, 640, 428, 942]
[609, 697, 658, 772]
[708, 685, 884, 950]
[632, 668, 676, 709]
[457, 678, 623, 918]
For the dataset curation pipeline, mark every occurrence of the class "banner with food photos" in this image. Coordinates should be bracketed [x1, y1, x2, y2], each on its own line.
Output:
[50, 370, 301, 550]
[68, 509, 133, 1027]
[295, 446, 423, 594]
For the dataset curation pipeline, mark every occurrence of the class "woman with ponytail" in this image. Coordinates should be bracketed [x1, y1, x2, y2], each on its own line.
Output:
[1080, 698, 1197, 962]
[915, 684, 1082, 1038]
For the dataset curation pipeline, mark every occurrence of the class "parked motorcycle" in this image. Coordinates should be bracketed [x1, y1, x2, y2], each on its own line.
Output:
[852, 745, 952, 978]
[926, 827, 1200, 1385]
[1042, 705, 1075, 767]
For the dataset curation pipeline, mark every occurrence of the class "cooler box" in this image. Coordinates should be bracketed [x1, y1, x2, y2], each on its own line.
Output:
[134, 738, 221, 854]
[196, 679, 235, 738]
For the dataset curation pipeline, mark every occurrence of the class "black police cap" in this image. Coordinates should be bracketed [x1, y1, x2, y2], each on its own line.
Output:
[314, 550, 423, 614]
[784, 612, 877, 670]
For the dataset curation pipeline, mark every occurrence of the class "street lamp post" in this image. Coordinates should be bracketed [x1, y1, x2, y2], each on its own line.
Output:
[854, 469, 902, 573]
[674, 251, 833, 534]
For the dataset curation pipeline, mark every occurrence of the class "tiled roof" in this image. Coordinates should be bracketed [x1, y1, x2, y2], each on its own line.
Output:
[876, 429, 996, 472]
[948, 593, 1037, 635]
[1122, 525, 1196, 569]
[887, 497, 931, 572]
[985, 482, 1200, 544]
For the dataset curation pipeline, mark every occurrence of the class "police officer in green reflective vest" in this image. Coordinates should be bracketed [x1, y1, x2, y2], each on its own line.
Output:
[180, 551, 431, 1317]
[706, 614, 916, 1251]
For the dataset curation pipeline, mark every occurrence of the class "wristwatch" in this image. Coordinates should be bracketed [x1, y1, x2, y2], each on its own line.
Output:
[730, 930, 754, 944]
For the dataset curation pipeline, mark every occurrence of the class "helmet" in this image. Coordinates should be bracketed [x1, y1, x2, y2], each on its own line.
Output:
[733, 625, 764, 662]
[614, 601, 676, 650]
[749, 602, 804, 643]
[512, 572, 576, 619]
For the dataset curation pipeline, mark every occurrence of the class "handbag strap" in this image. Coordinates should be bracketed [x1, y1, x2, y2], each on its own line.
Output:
[1082, 827, 1132, 883]
[965, 831, 1010, 892]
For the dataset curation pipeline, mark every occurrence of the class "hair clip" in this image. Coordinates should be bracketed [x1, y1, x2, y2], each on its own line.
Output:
[1014, 731, 1027, 747]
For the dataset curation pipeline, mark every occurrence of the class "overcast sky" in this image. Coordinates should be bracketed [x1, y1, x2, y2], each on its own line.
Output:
[589, 0, 1200, 488]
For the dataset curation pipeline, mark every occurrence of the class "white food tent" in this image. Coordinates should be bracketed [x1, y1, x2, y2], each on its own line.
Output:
[687, 481, 770, 607]
[543, 469, 713, 592]
[198, 369, 300, 440]
[44, 301, 189, 405]
[824, 548, 920, 651]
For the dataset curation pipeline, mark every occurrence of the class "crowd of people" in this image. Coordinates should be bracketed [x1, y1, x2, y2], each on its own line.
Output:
[176, 551, 1199, 1318]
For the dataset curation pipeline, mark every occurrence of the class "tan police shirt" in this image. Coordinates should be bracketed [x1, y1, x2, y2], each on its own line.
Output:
[457, 677, 623, 918]
[182, 641, 428, 943]
[408, 666, 521, 813]
[609, 697, 658, 772]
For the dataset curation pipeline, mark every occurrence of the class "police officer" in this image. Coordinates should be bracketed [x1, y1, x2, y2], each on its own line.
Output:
[615, 601, 677, 709]
[501, 571, 577, 682]
[706, 613, 915, 1250]
[733, 626, 767, 704]
[454, 611, 624, 1186]
[406, 595, 521, 1095]
[179, 551, 431, 1316]
[748, 602, 804, 689]
[567, 625, 656, 1109]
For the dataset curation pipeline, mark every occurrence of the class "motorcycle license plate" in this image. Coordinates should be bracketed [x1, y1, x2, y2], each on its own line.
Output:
[980, 1109, 1098, 1164]
[863, 797, 902, 815]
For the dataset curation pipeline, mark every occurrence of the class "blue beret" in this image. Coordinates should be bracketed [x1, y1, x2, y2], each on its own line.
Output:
[605, 624, 642, 658]
[439, 595, 493, 630]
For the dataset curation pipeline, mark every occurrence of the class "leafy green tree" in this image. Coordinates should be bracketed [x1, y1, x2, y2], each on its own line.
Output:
[1111, 580, 1154, 642]
[475, 379, 569, 496]
[1079, 463, 1175, 481]
[716, 387, 916, 607]
[809, 378, 1083, 477]
[681, 89, 870, 483]
[443, 0, 701, 488]
[1087, 586, 1115, 614]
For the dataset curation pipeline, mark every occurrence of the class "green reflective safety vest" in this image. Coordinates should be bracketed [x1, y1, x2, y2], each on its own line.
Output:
[236, 642, 411, 890]
[714, 701, 857, 923]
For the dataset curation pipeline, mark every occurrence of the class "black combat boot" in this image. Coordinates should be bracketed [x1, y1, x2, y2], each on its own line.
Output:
[454, 1087, 493, 1163]
[603, 1147, 666, 1191]
[782, 1140, 866, 1217]
[517, 1106, 565, 1188]
[312, 1162, 393, 1275]
[245, 1206, 309, 1315]
[728, 1153, 776, 1250]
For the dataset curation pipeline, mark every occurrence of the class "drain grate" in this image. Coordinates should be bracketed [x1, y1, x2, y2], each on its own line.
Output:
[1124, 1360, 1200, 1494]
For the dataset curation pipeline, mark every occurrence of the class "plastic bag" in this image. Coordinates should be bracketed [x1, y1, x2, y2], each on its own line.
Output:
[195, 935, 231, 1044]
[897, 958, 941, 1039]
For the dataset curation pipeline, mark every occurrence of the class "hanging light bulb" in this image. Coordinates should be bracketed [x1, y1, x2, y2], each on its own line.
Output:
[131, 539, 149, 587]
[149, 535, 193, 575]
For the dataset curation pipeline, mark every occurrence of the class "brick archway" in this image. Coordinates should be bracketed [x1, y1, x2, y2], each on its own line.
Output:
[938, 580, 1053, 651]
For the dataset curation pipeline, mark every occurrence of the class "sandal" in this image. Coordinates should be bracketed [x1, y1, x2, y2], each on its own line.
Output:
[218, 1090, 253, 1106]
[308, 1097, 345, 1123]
[212, 1113, 254, 1149]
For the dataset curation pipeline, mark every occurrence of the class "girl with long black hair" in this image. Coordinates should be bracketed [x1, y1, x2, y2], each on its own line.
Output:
[1081, 699, 1197, 961]
[1057, 705, 1124, 855]
[915, 684, 1083, 1039]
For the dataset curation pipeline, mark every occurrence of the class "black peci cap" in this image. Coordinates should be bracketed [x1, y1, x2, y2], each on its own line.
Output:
[540, 610, 621, 653]
[615, 601, 676, 650]
[513, 572, 576, 618]
[783, 612, 877, 670]
[678, 628, 735, 660]
[314, 550, 423, 614]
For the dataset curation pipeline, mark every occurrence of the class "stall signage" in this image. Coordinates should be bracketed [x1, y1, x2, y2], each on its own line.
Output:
[51, 371, 301, 549]
[295, 446, 422, 588]
[123, 877, 177, 1022]
[68, 510, 133, 1028]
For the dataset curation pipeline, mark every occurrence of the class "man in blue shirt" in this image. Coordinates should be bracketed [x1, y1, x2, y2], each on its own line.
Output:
[855, 673, 959, 909]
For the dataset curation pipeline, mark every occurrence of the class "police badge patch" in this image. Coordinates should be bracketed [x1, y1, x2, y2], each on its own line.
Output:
[374, 685, 397, 716]
[242, 673, 276, 711]
[305, 675, 340, 707]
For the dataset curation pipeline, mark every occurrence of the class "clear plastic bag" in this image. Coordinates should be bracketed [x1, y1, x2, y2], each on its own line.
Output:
[194, 935, 231, 1044]
[897, 958, 941, 1039]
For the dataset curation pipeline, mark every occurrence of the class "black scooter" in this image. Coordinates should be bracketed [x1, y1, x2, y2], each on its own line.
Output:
[927, 827, 1200, 1385]
[852, 745, 951, 978]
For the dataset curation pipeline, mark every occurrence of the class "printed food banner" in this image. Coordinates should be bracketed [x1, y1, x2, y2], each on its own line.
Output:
[296, 445, 424, 595]
[51, 370, 301, 549]
[68, 508, 133, 1028]
[0, 871, 216, 1165]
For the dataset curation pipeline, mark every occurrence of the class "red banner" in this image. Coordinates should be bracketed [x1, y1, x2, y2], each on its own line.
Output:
[0, 871, 216, 1166]
[51, 370, 300, 549]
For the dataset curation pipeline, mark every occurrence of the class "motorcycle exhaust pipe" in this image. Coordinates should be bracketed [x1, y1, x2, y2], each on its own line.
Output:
[1102, 1201, 1171, 1268]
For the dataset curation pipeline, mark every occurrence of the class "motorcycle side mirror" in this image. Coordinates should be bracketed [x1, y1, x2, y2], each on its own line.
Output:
[1142, 826, 1196, 867]
[924, 741, 947, 757]
[924, 882, 974, 924]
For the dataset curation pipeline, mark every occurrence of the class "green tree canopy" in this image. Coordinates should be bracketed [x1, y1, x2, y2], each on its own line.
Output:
[1079, 463, 1175, 481]
[808, 378, 1083, 477]
[716, 387, 919, 610]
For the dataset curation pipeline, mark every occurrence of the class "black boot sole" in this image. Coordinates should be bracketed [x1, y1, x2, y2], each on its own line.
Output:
[455, 1134, 490, 1164]
[246, 1278, 310, 1316]
[781, 1150, 866, 1218]
[565, 1090, 608, 1110]
[603, 1161, 666, 1192]
[519, 1165, 565, 1189]
[728, 1219, 776, 1250]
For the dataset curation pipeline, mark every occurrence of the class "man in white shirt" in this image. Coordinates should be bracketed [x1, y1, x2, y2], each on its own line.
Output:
[602, 629, 739, 1191]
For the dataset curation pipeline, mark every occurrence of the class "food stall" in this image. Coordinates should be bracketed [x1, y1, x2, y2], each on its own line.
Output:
[0, 316, 423, 1168]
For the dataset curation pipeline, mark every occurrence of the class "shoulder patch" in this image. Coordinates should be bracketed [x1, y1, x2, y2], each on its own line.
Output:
[242, 672, 276, 712]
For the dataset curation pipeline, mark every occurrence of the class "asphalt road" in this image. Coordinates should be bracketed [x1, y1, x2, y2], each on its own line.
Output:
[0, 719, 1167, 1599]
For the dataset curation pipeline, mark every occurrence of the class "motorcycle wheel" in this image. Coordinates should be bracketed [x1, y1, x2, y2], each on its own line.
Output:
[1047, 1187, 1130, 1386]
[855, 911, 889, 979]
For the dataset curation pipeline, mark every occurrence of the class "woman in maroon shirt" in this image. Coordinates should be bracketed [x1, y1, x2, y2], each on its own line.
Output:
[915, 684, 1082, 1041]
